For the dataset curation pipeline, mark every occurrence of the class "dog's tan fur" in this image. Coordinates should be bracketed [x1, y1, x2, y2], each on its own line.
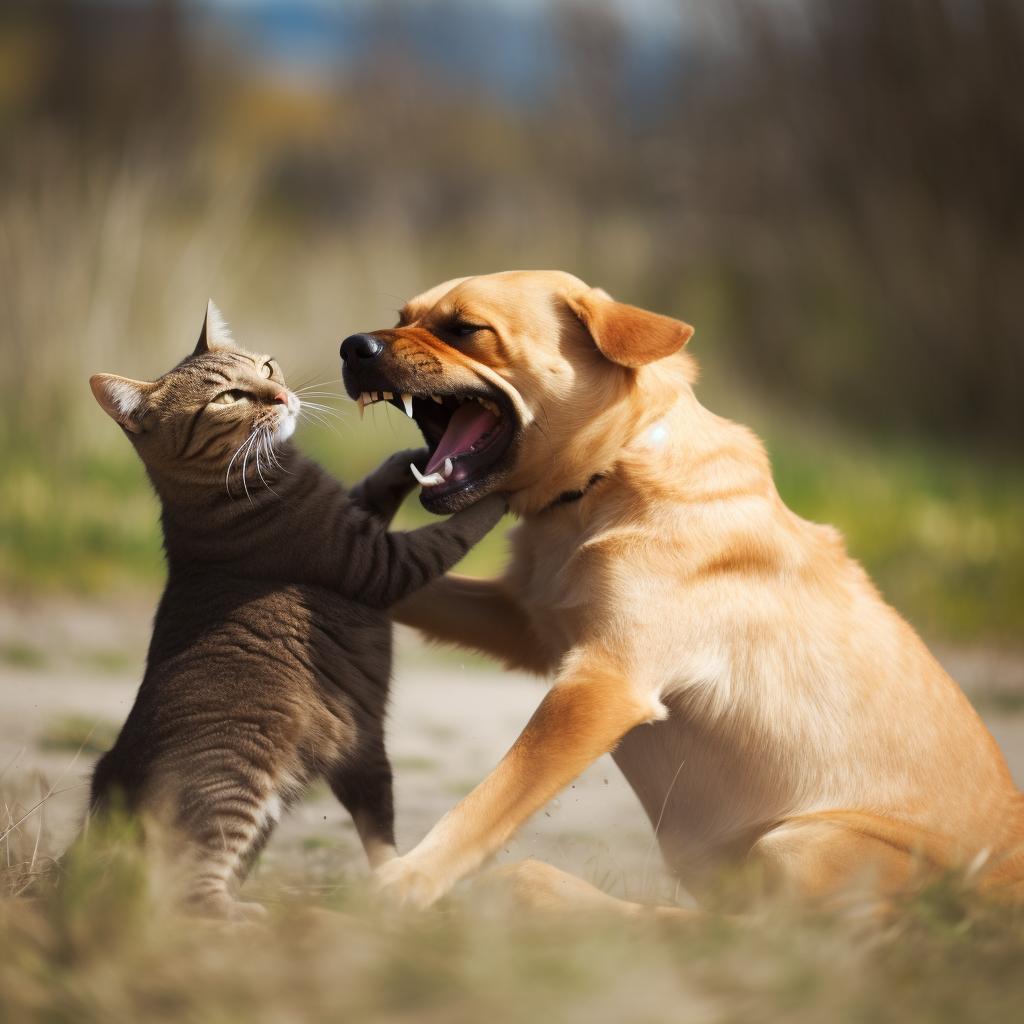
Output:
[369, 269, 1024, 914]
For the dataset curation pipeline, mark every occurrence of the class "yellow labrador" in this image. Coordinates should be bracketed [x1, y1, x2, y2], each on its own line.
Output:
[339, 270, 1024, 916]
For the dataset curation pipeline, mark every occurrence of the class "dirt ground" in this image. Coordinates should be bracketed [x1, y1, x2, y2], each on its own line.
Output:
[2, 595, 1023, 908]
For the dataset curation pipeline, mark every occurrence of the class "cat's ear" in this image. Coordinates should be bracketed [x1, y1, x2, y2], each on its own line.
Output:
[194, 299, 233, 356]
[90, 374, 155, 434]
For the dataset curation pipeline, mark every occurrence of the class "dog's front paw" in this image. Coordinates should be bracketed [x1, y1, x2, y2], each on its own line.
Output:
[373, 855, 447, 911]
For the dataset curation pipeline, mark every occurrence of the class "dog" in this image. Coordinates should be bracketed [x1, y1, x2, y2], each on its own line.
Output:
[340, 269, 1024, 916]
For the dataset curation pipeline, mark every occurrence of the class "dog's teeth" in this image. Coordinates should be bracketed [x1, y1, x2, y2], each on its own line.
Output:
[357, 393, 366, 420]
[443, 458, 453, 478]
[479, 399, 500, 417]
[382, 391, 393, 400]
[370, 391, 378, 402]
[410, 462, 445, 487]
[402, 393, 414, 418]
[432, 395, 443, 404]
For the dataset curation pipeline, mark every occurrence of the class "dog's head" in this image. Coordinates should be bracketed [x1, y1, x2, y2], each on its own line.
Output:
[341, 270, 694, 514]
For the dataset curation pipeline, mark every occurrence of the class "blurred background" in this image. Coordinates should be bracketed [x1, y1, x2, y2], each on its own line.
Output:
[0, 0, 1022, 646]
[3, 7, 1024, 1016]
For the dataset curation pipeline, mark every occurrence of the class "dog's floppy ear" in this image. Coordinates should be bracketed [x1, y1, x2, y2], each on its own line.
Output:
[566, 287, 694, 368]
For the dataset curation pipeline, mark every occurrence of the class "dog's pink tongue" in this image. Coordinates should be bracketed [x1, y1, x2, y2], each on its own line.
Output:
[424, 402, 498, 475]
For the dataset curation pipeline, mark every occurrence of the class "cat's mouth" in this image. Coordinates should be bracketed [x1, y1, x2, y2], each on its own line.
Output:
[356, 388, 516, 510]
[272, 392, 300, 443]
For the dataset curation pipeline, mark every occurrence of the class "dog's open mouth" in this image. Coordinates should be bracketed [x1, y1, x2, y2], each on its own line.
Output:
[356, 388, 516, 500]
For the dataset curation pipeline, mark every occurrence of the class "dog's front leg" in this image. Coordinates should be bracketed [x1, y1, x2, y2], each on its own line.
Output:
[391, 574, 557, 674]
[375, 650, 666, 909]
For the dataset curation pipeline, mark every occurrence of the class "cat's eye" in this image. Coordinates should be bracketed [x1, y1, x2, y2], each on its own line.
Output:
[260, 361, 274, 379]
[211, 390, 245, 405]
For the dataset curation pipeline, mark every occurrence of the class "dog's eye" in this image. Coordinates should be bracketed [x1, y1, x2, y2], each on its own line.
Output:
[451, 322, 484, 338]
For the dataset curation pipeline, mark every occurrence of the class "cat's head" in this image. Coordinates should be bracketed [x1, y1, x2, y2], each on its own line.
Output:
[90, 302, 301, 490]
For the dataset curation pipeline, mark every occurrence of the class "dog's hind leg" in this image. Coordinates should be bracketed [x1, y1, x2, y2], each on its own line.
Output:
[746, 810, 959, 906]
[473, 860, 703, 922]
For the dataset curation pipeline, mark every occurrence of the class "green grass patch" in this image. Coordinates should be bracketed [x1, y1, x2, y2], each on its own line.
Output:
[78, 648, 136, 674]
[0, 449, 164, 594]
[972, 692, 1024, 716]
[762, 428, 1024, 645]
[392, 756, 441, 772]
[0, 642, 46, 669]
[301, 836, 335, 852]
[3, 815, 1024, 1024]
[302, 781, 330, 803]
[37, 714, 120, 756]
[3, 411, 1023, 645]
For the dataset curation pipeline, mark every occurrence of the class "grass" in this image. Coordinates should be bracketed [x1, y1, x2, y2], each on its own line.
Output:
[3, 407, 1022, 646]
[0, 449, 164, 594]
[37, 714, 120, 756]
[1, 642, 46, 669]
[77, 648, 135, 674]
[2, 806, 1024, 1023]
[764, 427, 1024, 645]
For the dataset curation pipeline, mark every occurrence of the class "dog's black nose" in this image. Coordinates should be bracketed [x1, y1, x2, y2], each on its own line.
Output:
[340, 333, 384, 364]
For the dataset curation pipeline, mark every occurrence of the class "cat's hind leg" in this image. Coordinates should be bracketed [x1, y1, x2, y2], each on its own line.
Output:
[173, 775, 291, 920]
[327, 737, 397, 869]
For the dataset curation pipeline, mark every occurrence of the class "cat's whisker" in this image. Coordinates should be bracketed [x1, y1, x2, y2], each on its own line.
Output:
[254, 440, 271, 491]
[299, 410, 346, 441]
[300, 402, 349, 421]
[295, 399, 350, 415]
[301, 421, 344, 442]
[255, 420, 284, 476]
[239, 431, 262, 503]
[297, 402, 349, 431]
[290, 366, 337, 392]
[296, 398, 348, 408]
[260, 425, 285, 474]
[226, 427, 260, 498]
[295, 404, 346, 415]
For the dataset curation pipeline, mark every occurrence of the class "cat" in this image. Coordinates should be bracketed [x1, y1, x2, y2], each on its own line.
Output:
[86, 301, 506, 919]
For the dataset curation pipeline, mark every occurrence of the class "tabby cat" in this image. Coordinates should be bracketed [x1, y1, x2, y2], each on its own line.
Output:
[87, 302, 505, 919]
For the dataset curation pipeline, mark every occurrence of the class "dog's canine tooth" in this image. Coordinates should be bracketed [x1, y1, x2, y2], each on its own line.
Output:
[402, 393, 414, 418]
[432, 395, 443, 404]
[382, 391, 393, 400]
[443, 458, 453, 478]
[357, 393, 366, 420]
[410, 462, 445, 487]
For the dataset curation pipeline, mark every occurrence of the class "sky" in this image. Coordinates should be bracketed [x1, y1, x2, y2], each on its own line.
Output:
[200, 0, 689, 37]
[189, 0, 706, 103]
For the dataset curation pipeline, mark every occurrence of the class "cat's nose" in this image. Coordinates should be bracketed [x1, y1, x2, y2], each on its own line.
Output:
[340, 333, 384, 364]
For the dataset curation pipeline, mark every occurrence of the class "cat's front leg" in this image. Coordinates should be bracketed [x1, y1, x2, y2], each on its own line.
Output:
[352, 492, 508, 609]
[350, 447, 428, 523]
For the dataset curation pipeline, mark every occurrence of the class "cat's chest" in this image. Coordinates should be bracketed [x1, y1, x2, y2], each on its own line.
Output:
[163, 575, 389, 664]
